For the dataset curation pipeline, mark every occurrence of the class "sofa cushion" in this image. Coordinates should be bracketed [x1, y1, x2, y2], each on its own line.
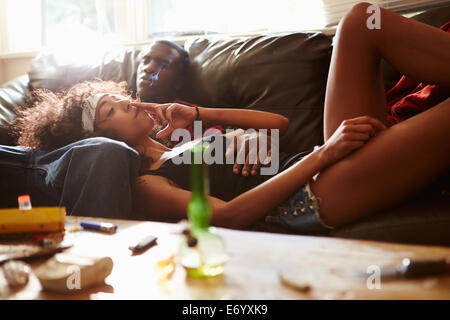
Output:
[328, 173, 450, 246]
[329, 199, 450, 246]
[182, 32, 332, 154]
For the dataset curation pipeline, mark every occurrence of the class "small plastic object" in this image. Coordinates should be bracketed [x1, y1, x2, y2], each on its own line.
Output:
[38, 238, 57, 248]
[80, 221, 117, 234]
[18, 195, 32, 211]
[2, 260, 31, 288]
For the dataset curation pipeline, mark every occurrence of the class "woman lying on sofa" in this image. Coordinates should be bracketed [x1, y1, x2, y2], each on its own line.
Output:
[7, 3, 450, 232]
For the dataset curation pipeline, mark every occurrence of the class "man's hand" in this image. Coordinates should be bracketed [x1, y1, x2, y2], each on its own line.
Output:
[131, 102, 197, 138]
[224, 130, 272, 176]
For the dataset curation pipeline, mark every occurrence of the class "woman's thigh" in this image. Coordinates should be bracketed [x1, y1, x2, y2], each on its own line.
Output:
[323, 3, 387, 140]
[311, 98, 450, 227]
[324, 3, 450, 140]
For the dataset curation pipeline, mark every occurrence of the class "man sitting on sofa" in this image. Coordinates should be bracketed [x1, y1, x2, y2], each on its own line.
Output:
[136, 40, 220, 147]
[134, 40, 273, 176]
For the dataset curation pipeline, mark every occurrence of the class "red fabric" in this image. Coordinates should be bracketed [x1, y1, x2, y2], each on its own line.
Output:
[385, 22, 450, 127]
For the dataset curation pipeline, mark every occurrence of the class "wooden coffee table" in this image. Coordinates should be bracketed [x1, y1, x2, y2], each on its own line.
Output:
[4, 216, 450, 300]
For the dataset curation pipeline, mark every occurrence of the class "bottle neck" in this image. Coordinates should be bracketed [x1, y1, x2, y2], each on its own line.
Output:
[188, 145, 212, 232]
[190, 161, 209, 201]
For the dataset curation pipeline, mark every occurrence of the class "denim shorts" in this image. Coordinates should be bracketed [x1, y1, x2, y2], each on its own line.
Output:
[265, 181, 334, 234]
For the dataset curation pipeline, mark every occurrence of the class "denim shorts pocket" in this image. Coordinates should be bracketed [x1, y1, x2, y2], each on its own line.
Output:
[266, 184, 333, 234]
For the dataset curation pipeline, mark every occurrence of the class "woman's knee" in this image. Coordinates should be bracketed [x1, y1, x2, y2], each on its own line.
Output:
[336, 2, 374, 41]
[75, 137, 141, 176]
[80, 137, 138, 159]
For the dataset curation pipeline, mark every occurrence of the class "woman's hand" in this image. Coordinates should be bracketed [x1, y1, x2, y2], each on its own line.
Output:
[130, 102, 197, 138]
[320, 116, 387, 166]
[224, 130, 272, 176]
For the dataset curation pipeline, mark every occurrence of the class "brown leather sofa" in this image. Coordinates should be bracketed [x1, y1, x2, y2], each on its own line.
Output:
[1, 7, 449, 246]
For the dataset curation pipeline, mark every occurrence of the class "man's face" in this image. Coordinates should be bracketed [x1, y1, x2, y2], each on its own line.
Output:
[136, 42, 184, 103]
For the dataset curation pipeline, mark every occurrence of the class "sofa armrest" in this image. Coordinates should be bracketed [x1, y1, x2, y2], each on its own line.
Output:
[0, 74, 30, 145]
[0, 75, 30, 126]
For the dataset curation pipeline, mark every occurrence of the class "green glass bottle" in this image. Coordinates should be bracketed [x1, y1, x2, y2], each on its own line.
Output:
[187, 144, 212, 232]
[179, 143, 229, 278]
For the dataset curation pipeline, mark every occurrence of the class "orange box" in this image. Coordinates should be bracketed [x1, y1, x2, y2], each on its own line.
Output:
[0, 207, 66, 234]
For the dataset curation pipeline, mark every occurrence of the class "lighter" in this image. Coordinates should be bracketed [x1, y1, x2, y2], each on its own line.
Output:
[80, 221, 117, 234]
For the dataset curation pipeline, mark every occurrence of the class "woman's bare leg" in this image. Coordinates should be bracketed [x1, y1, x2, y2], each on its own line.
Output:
[324, 2, 450, 140]
[311, 3, 450, 227]
[313, 98, 450, 227]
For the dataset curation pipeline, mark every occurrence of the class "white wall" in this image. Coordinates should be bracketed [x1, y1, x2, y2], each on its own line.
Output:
[0, 55, 35, 85]
[0, 60, 4, 85]
[0, 0, 38, 86]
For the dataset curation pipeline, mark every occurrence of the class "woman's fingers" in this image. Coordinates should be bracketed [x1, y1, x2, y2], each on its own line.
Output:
[132, 102, 168, 122]
[165, 105, 175, 124]
[155, 105, 186, 138]
[130, 102, 161, 110]
[323, 117, 385, 166]
[343, 132, 371, 141]
[156, 108, 167, 123]
[155, 123, 175, 139]
[344, 124, 375, 135]
[345, 116, 387, 132]
[343, 121, 387, 141]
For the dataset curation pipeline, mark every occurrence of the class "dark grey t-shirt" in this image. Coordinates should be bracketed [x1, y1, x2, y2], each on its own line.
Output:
[142, 135, 310, 201]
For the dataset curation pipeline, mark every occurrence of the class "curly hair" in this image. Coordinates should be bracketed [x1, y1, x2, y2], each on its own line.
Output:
[12, 80, 130, 150]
